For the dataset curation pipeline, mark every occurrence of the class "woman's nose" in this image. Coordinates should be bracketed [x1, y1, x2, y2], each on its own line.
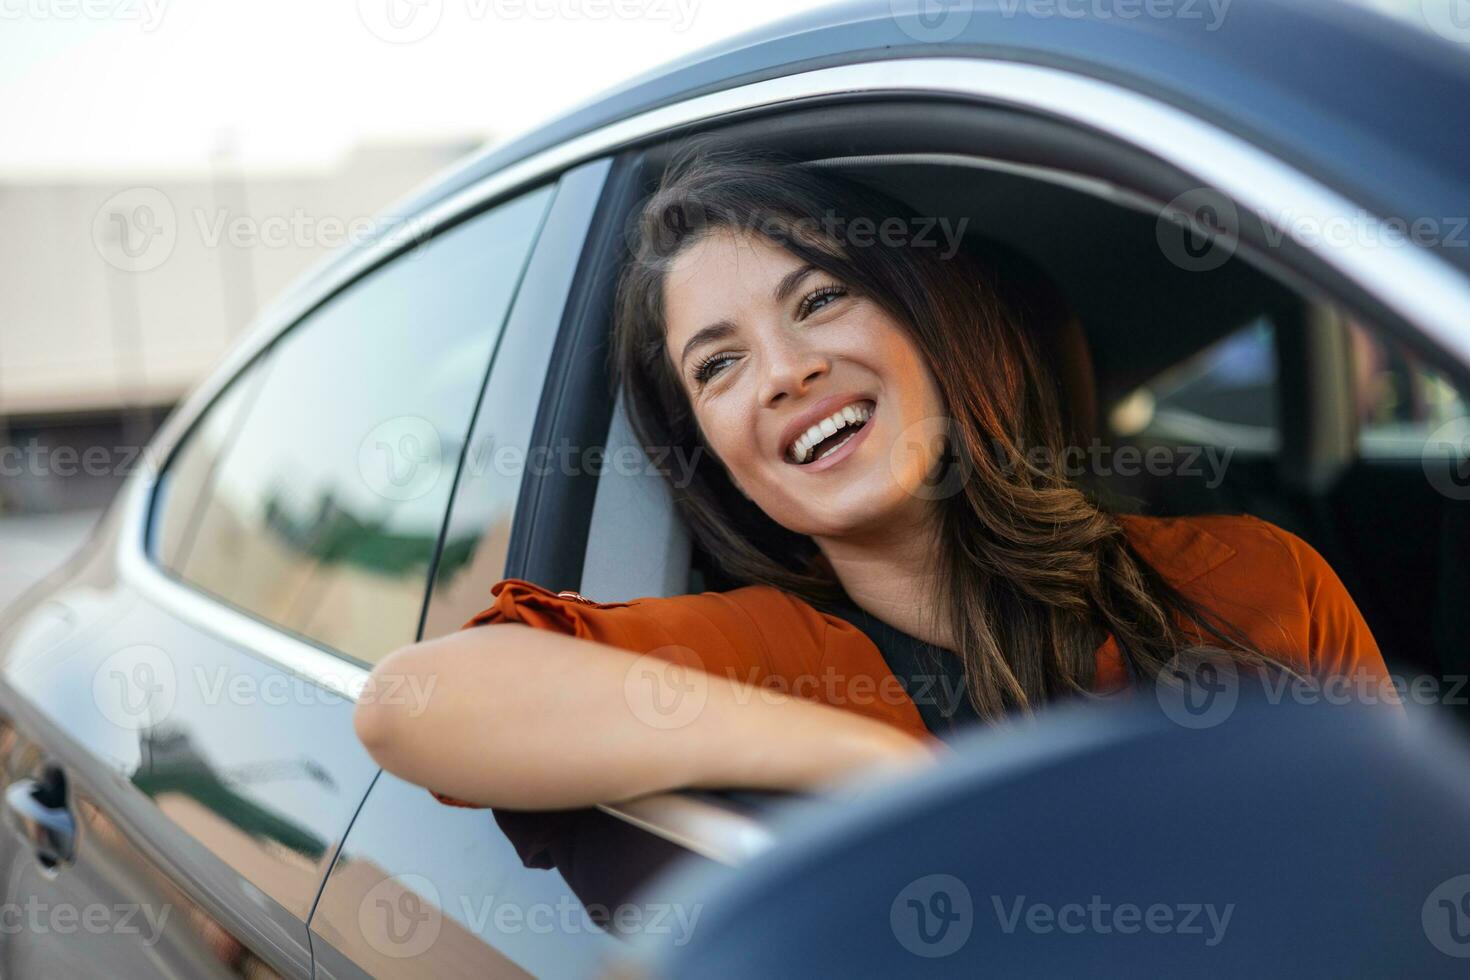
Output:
[758, 339, 830, 406]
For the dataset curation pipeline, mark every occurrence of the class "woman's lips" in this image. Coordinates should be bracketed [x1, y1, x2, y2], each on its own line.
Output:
[790, 403, 875, 472]
[783, 398, 876, 464]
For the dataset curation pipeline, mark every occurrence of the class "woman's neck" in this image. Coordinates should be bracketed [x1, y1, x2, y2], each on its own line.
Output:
[815, 512, 957, 651]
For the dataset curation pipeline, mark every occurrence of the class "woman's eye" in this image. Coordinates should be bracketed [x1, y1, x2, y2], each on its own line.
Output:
[693, 353, 736, 384]
[799, 284, 847, 318]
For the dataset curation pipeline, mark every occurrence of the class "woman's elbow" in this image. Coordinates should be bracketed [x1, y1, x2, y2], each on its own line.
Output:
[353, 642, 435, 772]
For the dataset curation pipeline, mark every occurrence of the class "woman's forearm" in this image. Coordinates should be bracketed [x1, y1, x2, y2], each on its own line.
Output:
[353, 622, 936, 809]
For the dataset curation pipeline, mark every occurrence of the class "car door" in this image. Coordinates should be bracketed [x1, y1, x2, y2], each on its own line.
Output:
[0, 173, 556, 977]
[307, 153, 771, 979]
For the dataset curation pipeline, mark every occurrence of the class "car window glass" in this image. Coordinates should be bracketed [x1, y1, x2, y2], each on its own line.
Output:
[153, 185, 555, 664]
[151, 354, 271, 570]
[1109, 317, 1279, 453]
[1347, 317, 1470, 458]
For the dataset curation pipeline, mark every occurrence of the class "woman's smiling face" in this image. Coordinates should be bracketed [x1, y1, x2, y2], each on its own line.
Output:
[662, 227, 949, 540]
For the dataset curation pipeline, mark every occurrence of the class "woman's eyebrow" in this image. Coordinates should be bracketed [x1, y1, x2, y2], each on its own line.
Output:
[678, 264, 820, 368]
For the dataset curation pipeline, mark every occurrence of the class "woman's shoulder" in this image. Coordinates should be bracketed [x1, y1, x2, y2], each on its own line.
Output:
[1114, 511, 1335, 590]
[1116, 512, 1387, 680]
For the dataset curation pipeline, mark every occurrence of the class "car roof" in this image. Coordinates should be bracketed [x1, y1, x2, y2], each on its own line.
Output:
[311, 0, 1470, 289]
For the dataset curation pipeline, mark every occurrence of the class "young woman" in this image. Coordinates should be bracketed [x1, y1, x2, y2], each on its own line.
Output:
[353, 141, 1392, 828]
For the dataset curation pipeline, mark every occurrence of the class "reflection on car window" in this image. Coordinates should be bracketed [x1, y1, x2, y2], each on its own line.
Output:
[1110, 318, 1279, 453]
[151, 185, 555, 664]
[312, 772, 724, 976]
[1347, 318, 1470, 458]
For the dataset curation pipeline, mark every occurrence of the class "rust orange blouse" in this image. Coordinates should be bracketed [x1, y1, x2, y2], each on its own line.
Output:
[430, 512, 1393, 870]
[451, 512, 1392, 745]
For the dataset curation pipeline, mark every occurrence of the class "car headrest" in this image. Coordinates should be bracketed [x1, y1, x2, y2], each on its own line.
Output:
[966, 235, 1099, 448]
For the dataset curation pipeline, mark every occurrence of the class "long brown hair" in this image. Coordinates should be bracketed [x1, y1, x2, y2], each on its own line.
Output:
[611, 138, 1283, 720]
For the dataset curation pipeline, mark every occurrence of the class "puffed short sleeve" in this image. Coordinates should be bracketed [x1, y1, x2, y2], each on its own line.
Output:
[425, 577, 843, 870]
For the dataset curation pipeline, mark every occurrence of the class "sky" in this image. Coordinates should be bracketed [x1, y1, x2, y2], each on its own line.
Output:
[0, 0, 843, 179]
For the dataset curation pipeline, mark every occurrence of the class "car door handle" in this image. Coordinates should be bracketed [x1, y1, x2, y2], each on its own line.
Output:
[5, 776, 77, 870]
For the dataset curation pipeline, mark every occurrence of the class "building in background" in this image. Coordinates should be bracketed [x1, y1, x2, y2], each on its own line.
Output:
[0, 137, 481, 516]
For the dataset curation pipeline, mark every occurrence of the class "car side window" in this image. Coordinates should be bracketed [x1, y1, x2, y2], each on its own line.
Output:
[1346, 317, 1470, 458]
[1109, 317, 1280, 453]
[150, 184, 556, 664]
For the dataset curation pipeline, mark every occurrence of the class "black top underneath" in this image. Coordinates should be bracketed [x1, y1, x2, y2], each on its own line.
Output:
[809, 594, 982, 738]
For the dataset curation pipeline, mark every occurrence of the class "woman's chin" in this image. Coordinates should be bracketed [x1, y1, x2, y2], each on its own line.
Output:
[780, 488, 922, 542]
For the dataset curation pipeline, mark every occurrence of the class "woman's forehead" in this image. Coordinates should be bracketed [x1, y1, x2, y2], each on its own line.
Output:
[662, 231, 802, 341]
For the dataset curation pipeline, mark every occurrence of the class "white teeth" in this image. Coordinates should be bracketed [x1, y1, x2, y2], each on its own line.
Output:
[789, 402, 873, 464]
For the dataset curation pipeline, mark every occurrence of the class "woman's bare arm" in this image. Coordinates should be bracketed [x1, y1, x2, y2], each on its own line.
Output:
[353, 622, 938, 809]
